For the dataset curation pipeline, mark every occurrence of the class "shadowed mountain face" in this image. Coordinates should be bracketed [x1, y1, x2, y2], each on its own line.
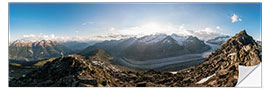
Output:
[84, 34, 210, 61]
[9, 30, 261, 87]
[9, 40, 72, 61]
[61, 41, 89, 53]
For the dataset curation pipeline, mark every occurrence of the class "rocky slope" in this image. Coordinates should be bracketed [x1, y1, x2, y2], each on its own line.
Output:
[175, 30, 261, 86]
[9, 30, 261, 87]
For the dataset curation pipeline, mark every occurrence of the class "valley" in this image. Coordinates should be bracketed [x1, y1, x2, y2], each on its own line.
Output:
[8, 30, 262, 87]
[112, 43, 219, 71]
[8, 2, 262, 87]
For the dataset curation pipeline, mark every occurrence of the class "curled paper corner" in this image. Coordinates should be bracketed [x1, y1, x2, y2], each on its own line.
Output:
[236, 63, 261, 87]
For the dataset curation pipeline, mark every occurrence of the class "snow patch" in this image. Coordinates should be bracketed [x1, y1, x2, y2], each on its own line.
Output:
[228, 52, 236, 56]
[137, 34, 167, 44]
[196, 74, 216, 84]
[170, 71, 178, 74]
[163, 39, 171, 43]
[171, 34, 188, 45]
[28, 50, 33, 54]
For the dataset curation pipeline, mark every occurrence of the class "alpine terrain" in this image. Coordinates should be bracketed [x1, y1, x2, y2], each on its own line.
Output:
[9, 40, 72, 61]
[9, 30, 261, 87]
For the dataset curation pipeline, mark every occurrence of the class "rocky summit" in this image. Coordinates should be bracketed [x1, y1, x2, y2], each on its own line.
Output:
[9, 30, 261, 87]
[175, 30, 261, 86]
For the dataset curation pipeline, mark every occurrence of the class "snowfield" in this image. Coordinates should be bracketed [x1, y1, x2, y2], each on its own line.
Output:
[137, 34, 167, 44]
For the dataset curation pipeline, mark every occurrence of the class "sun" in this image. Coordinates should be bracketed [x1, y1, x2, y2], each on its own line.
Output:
[142, 22, 160, 29]
[117, 21, 177, 37]
[139, 22, 165, 34]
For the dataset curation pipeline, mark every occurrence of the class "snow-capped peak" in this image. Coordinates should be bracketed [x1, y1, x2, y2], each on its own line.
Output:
[137, 34, 168, 44]
[171, 34, 188, 45]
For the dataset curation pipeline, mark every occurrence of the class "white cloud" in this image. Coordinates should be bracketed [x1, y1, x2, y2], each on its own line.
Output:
[81, 21, 95, 26]
[20, 33, 92, 42]
[19, 22, 226, 42]
[22, 34, 55, 41]
[100, 22, 225, 40]
[231, 13, 242, 23]
[109, 27, 115, 32]
[239, 18, 242, 21]
[107, 22, 182, 37]
[23, 34, 36, 38]
[186, 27, 226, 40]
[216, 26, 220, 30]
[93, 34, 136, 41]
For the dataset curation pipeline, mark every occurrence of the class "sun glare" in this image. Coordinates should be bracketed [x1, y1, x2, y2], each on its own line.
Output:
[143, 22, 160, 29]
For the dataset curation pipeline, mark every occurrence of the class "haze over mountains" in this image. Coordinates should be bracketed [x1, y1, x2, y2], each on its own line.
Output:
[76, 34, 214, 71]
[8, 32, 261, 63]
[8, 31, 262, 72]
[9, 33, 211, 61]
[61, 41, 90, 53]
[83, 34, 210, 61]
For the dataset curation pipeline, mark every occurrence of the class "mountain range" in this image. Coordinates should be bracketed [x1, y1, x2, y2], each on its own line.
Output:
[9, 30, 262, 87]
[206, 36, 231, 45]
[61, 41, 89, 53]
[82, 34, 210, 61]
[9, 40, 72, 61]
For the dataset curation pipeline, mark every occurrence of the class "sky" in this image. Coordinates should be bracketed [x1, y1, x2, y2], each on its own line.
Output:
[9, 3, 262, 41]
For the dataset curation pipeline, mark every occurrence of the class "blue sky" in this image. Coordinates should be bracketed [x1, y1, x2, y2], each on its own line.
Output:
[9, 3, 262, 41]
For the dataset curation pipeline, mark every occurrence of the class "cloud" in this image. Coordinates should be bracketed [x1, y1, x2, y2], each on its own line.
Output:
[239, 18, 242, 21]
[81, 21, 95, 26]
[21, 33, 91, 42]
[19, 23, 226, 42]
[186, 27, 226, 40]
[216, 26, 220, 30]
[107, 22, 181, 37]
[22, 33, 56, 41]
[101, 23, 225, 40]
[231, 13, 242, 23]
[93, 34, 136, 40]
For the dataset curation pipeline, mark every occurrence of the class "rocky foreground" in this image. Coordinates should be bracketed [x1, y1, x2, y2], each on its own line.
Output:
[9, 30, 261, 87]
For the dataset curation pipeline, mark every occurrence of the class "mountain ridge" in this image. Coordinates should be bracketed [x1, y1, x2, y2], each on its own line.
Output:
[9, 40, 72, 61]
[87, 34, 210, 61]
[9, 30, 261, 87]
